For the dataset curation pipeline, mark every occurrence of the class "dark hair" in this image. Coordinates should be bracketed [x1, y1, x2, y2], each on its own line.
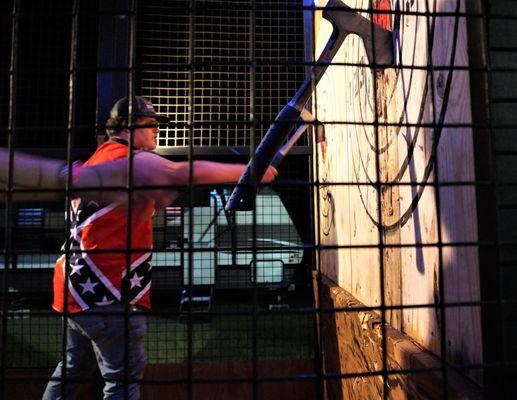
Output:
[106, 116, 128, 136]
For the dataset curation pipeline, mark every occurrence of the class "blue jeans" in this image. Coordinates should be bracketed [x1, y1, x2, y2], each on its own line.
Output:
[43, 304, 147, 400]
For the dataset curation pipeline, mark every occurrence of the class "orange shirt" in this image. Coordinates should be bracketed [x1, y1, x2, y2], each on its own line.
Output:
[53, 141, 154, 313]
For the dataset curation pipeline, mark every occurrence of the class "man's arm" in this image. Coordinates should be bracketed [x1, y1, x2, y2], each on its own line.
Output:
[163, 158, 278, 185]
[0, 148, 130, 203]
[1, 148, 277, 207]
[123, 151, 277, 208]
[0, 148, 65, 202]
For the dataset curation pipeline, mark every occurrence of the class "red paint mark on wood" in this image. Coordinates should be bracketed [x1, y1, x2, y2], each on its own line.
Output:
[372, 0, 392, 116]
[372, 0, 392, 30]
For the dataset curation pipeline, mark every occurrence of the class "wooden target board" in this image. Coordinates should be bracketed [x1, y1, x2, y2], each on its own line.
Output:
[310, 0, 482, 378]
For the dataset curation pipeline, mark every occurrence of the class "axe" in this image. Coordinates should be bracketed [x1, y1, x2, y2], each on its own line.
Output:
[225, 0, 393, 211]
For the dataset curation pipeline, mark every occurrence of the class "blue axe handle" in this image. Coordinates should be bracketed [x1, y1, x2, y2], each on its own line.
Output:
[225, 104, 301, 211]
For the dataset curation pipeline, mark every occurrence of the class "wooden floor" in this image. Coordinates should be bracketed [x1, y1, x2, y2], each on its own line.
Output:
[6, 359, 318, 400]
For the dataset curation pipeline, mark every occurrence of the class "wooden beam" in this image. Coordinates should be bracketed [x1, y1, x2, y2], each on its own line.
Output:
[315, 274, 483, 399]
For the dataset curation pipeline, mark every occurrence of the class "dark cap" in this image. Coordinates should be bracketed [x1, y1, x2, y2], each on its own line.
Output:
[110, 96, 170, 123]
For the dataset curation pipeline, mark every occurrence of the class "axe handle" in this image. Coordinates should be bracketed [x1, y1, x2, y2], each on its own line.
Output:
[225, 104, 301, 211]
[271, 123, 310, 168]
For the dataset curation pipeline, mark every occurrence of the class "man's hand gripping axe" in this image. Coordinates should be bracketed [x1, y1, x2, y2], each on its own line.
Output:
[225, 0, 394, 211]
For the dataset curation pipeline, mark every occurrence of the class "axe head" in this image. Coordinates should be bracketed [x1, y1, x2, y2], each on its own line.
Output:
[321, 0, 394, 67]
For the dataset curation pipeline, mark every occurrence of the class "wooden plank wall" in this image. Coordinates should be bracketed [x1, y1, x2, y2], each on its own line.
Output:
[310, 0, 482, 384]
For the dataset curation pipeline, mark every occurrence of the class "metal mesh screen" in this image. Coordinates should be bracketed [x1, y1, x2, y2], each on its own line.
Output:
[0, 1, 516, 399]
[137, 0, 307, 149]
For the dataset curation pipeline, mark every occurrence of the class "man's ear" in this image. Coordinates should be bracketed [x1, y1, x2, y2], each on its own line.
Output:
[118, 128, 131, 138]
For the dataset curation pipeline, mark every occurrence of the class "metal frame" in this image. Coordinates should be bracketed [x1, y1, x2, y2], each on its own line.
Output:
[1, 1, 515, 399]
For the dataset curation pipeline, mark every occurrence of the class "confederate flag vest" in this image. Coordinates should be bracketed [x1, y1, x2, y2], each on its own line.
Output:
[52, 140, 154, 313]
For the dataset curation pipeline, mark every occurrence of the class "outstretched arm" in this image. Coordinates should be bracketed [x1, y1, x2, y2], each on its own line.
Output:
[0, 149, 173, 205]
[123, 152, 278, 208]
[0, 148, 131, 203]
[157, 157, 278, 186]
[0, 148, 65, 202]
[1, 148, 277, 207]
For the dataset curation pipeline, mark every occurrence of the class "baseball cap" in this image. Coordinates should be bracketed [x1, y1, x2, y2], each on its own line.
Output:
[110, 96, 170, 124]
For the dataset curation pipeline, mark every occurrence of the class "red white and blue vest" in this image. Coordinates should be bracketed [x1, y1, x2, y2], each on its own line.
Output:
[53, 140, 154, 313]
